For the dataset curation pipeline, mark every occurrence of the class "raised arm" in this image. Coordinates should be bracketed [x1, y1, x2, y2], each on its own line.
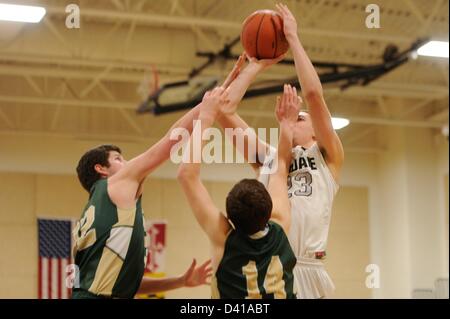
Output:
[217, 113, 270, 172]
[217, 55, 284, 173]
[277, 3, 344, 181]
[109, 56, 253, 202]
[177, 87, 231, 246]
[106, 103, 203, 207]
[267, 85, 299, 233]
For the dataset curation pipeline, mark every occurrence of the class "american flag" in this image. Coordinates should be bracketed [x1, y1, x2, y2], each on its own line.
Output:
[38, 218, 73, 299]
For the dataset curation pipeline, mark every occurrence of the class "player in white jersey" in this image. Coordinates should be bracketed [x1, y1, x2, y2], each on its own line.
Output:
[216, 3, 344, 298]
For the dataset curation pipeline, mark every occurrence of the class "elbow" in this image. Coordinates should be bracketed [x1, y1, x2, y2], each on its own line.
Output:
[304, 89, 323, 103]
[177, 165, 197, 183]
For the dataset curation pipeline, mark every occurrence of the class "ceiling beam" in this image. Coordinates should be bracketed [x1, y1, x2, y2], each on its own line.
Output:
[427, 109, 449, 122]
[97, 82, 144, 135]
[50, 84, 66, 130]
[0, 107, 15, 128]
[0, 74, 446, 101]
[0, 94, 445, 129]
[420, 0, 444, 35]
[44, 6, 415, 44]
[400, 98, 434, 118]
[403, 0, 427, 26]
[0, 129, 156, 144]
[238, 109, 444, 128]
[24, 75, 44, 96]
[79, 66, 113, 98]
[0, 95, 136, 110]
[110, 0, 125, 11]
[42, 17, 73, 55]
[0, 63, 447, 100]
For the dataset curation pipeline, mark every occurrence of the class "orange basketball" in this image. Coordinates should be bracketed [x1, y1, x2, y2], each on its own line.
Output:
[240, 10, 289, 60]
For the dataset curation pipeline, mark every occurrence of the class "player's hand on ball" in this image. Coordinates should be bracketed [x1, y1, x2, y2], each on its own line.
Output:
[276, 3, 298, 41]
[247, 53, 286, 71]
[222, 52, 246, 89]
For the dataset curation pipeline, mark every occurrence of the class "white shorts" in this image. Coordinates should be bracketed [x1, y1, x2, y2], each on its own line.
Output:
[294, 257, 335, 299]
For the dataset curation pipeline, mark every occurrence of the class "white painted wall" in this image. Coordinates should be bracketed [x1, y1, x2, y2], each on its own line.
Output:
[369, 127, 449, 298]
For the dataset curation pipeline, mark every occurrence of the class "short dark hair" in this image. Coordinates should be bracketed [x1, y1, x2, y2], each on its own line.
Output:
[76, 144, 121, 192]
[226, 179, 272, 235]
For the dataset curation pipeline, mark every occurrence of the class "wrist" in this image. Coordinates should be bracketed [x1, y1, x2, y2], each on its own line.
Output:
[247, 61, 265, 73]
[285, 32, 300, 44]
[171, 274, 185, 288]
[280, 120, 296, 132]
[198, 110, 218, 124]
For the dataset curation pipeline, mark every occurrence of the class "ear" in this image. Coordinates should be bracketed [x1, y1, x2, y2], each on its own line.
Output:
[94, 164, 109, 177]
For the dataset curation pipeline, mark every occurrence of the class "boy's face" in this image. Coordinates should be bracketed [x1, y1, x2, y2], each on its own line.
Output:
[292, 111, 315, 146]
[106, 151, 127, 176]
[96, 151, 127, 177]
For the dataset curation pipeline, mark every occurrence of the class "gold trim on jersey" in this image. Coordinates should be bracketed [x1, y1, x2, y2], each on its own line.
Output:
[211, 276, 220, 299]
[89, 246, 124, 295]
[88, 207, 137, 295]
[116, 207, 136, 227]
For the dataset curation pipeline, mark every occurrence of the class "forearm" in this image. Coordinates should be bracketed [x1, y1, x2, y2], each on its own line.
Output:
[168, 103, 202, 138]
[117, 98, 202, 183]
[160, 103, 202, 168]
[277, 122, 294, 174]
[178, 114, 215, 178]
[226, 63, 262, 108]
[216, 113, 267, 165]
[266, 122, 293, 231]
[137, 275, 184, 295]
[287, 35, 323, 98]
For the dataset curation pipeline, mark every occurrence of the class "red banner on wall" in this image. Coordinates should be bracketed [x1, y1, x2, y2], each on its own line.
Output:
[145, 220, 166, 273]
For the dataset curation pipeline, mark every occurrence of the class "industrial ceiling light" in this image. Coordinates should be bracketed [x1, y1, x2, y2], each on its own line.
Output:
[417, 41, 449, 58]
[332, 117, 350, 130]
[0, 3, 46, 23]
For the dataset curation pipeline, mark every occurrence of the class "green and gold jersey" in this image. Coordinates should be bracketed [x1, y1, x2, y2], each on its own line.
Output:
[212, 221, 297, 299]
[72, 178, 146, 299]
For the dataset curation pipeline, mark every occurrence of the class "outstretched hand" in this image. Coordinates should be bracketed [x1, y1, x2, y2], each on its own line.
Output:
[275, 84, 301, 125]
[247, 53, 286, 71]
[200, 86, 230, 121]
[222, 53, 246, 89]
[276, 3, 298, 41]
[182, 259, 213, 287]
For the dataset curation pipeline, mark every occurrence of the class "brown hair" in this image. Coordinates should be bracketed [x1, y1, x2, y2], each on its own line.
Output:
[226, 179, 272, 235]
[76, 144, 121, 192]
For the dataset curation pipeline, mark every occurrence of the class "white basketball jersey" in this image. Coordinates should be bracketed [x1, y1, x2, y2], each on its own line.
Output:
[259, 142, 339, 260]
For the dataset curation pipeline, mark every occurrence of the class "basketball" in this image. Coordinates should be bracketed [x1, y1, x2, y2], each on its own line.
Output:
[240, 10, 289, 59]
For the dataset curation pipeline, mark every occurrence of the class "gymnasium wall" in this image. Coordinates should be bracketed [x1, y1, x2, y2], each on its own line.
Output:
[371, 127, 449, 298]
[0, 170, 370, 299]
[0, 124, 448, 298]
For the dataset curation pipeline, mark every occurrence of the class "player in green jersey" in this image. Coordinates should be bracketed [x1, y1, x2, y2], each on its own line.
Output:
[73, 149, 211, 298]
[72, 90, 222, 298]
[177, 84, 299, 299]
